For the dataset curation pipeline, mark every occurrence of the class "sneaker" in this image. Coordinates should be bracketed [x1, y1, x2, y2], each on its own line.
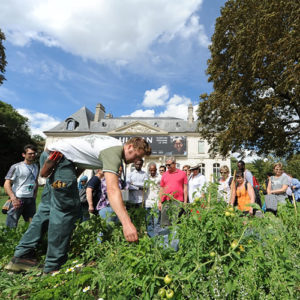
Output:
[4, 256, 38, 272]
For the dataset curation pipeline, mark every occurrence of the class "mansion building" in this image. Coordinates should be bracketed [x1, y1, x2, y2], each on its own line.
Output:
[44, 103, 231, 180]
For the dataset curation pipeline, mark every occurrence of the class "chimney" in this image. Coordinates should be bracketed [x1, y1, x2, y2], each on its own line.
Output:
[94, 103, 105, 122]
[188, 103, 194, 124]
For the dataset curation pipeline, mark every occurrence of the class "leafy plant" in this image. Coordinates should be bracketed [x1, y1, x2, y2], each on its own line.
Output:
[0, 185, 299, 299]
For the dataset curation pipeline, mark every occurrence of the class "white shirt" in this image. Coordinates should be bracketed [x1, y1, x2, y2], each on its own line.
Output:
[218, 177, 231, 204]
[244, 170, 253, 186]
[48, 135, 123, 171]
[127, 169, 148, 204]
[188, 173, 206, 203]
[5, 162, 38, 198]
[144, 174, 161, 208]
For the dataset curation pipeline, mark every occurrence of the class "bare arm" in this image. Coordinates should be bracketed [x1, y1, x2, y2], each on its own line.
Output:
[86, 187, 94, 212]
[105, 172, 138, 242]
[270, 184, 288, 195]
[183, 183, 188, 204]
[4, 179, 21, 208]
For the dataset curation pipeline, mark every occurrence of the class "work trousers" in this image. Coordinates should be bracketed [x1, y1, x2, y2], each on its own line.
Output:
[14, 152, 80, 273]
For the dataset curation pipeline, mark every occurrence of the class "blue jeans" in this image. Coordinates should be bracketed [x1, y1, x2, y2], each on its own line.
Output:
[145, 208, 161, 237]
[98, 206, 118, 225]
[97, 206, 119, 244]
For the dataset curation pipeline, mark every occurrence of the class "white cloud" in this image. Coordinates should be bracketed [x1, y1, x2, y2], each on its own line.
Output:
[17, 108, 61, 137]
[159, 94, 192, 119]
[129, 87, 199, 120]
[128, 109, 155, 118]
[0, 0, 206, 63]
[232, 151, 263, 163]
[160, 15, 210, 47]
[142, 85, 169, 107]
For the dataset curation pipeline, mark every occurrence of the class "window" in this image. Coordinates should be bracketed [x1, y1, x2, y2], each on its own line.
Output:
[198, 140, 205, 154]
[199, 163, 205, 175]
[213, 163, 220, 178]
[66, 120, 75, 130]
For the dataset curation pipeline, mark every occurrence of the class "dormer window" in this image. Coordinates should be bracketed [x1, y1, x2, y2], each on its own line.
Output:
[66, 119, 78, 130]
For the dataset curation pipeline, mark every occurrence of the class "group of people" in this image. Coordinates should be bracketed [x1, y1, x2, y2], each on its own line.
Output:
[217, 160, 300, 216]
[3, 136, 299, 274]
[4, 135, 151, 274]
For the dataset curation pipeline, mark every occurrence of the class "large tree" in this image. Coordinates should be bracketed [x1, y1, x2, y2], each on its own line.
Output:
[0, 101, 33, 185]
[197, 0, 300, 158]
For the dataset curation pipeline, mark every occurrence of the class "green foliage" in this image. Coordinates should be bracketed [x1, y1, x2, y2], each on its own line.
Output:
[31, 134, 46, 163]
[246, 159, 274, 184]
[285, 154, 300, 179]
[197, 0, 300, 158]
[0, 101, 34, 185]
[0, 28, 6, 86]
[0, 186, 299, 299]
[230, 157, 238, 175]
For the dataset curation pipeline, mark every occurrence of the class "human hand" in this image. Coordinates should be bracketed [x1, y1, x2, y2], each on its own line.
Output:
[158, 202, 162, 211]
[122, 222, 138, 242]
[48, 151, 63, 162]
[12, 197, 22, 209]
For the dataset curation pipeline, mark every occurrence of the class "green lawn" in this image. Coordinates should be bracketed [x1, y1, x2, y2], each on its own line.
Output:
[0, 186, 43, 226]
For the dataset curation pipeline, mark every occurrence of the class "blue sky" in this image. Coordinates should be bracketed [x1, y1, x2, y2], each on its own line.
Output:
[0, 0, 227, 136]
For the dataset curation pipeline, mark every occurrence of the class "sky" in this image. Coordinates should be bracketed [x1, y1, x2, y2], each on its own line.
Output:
[0, 0, 227, 137]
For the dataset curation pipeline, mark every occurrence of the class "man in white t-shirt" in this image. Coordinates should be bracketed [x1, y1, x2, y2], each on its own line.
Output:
[188, 164, 206, 203]
[127, 158, 148, 207]
[4, 144, 39, 228]
[5, 135, 151, 274]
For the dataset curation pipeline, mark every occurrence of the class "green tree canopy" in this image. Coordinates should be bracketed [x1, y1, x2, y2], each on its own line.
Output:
[0, 101, 33, 185]
[197, 0, 300, 158]
[32, 134, 46, 161]
[0, 29, 6, 85]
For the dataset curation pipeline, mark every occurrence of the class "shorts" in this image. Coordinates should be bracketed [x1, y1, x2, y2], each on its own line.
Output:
[6, 197, 36, 228]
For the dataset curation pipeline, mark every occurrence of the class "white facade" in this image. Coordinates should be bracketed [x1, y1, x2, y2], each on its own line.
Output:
[43, 105, 231, 182]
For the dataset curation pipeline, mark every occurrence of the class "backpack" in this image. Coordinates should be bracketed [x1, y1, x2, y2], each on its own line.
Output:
[252, 176, 261, 207]
[79, 187, 87, 203]
[252, 175, 260, 190]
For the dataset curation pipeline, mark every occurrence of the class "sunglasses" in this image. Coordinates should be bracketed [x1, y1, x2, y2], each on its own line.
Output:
[220, 172, 228, 174]
[166, 163, 174, 167]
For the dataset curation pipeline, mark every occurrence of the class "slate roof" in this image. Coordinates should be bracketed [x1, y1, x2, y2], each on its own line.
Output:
[44, 106, 198, 134]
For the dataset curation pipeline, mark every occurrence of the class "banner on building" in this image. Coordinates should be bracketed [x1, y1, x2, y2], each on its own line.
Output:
[113, 135, 187, 156]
